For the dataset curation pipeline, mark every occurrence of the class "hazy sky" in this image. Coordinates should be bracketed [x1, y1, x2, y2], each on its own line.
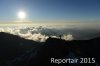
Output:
[0, 0, 100, 22]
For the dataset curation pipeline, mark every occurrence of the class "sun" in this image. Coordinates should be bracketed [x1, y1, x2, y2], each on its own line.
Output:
[18, 11, 26, 20]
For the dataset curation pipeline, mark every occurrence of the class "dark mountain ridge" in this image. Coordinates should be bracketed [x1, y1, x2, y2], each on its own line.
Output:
[0, 32, 100, 66]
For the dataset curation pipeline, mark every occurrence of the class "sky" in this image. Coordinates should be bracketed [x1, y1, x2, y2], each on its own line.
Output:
[0, 0, 100, 22]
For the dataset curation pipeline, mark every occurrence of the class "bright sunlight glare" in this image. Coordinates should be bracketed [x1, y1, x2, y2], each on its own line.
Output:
[18, 11, 26, 20]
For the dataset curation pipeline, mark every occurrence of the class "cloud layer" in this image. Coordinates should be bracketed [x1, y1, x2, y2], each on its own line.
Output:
[0, 26, 74, 42]
[0, 23, 100, 42]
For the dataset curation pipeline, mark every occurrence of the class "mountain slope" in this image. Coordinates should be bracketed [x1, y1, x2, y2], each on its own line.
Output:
[0, 32, 100, 66]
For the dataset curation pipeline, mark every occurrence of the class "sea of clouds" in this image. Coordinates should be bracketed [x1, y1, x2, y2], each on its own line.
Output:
[0, 23, 100, 42]
[0, 26, 74, 42]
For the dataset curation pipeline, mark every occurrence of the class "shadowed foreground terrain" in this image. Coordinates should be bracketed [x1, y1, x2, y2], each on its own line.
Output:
[0, 32, 100, 66]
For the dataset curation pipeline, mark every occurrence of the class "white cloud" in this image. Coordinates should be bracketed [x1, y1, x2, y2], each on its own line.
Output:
[27, 33, 49, 42]
[62, 34, 74, 41]
[0, 26, 75, 42]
